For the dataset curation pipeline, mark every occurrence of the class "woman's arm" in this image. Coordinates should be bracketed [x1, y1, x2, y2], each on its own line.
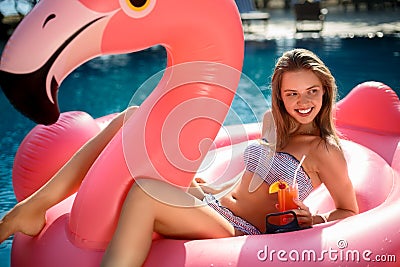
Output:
[188, 111, 276, 201]
[261, 110, 276, 143]
[0, 107, 138, 243]
[187, 177, 240, 200]
[289, 141, 359, 227]
[314, 143, 359, 224]
[187, 179, 206, 200]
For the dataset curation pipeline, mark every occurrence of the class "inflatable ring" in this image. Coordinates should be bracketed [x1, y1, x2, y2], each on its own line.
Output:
[1, 0, 400, 266]
[9, 82, 400, 267]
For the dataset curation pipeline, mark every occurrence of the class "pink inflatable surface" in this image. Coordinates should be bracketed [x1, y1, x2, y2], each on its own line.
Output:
[0, 0, 399, 266]
[1, 0, 244, 255]
[9, 82, 400, 266]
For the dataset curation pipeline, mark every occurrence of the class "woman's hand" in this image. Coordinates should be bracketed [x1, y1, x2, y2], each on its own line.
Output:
[194, 178, 238, 195]
[292, 199, 313, 228]
[194, 178, 221, 195]
[0, 200, 46, 244]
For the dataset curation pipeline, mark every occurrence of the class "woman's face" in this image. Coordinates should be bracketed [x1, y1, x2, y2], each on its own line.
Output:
[280, 69, 324, 126]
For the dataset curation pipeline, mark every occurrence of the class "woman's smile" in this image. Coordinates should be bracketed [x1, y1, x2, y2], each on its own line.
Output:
[296, 107, 313, 116]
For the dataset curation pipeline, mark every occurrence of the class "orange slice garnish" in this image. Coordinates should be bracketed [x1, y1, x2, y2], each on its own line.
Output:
[268, 181, 288, 194]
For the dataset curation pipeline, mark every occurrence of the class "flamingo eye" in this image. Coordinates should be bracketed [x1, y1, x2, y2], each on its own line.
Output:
[127, 0, 149, 10]
[120, 0, 155, 18]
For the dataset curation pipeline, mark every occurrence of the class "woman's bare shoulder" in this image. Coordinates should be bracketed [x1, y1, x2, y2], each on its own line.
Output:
[312, 137, 344, 160]
[312, 138, 348, 182]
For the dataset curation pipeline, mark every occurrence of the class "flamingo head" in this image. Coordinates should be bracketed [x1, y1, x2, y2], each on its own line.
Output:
[0, 0, 243, 125]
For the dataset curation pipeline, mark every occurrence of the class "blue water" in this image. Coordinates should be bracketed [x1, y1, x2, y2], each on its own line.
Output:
[0, 0, 30, 16]
[0, 35, 399, 266]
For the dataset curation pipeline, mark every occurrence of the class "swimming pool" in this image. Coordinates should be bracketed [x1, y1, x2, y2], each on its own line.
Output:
[0, 35, 399, 266]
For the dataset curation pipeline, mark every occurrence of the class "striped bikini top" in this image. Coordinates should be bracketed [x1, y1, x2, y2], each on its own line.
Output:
[243, 141, 313, 201]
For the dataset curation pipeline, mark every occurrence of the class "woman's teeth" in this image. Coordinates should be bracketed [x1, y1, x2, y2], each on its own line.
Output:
[297, 108, 312, 114]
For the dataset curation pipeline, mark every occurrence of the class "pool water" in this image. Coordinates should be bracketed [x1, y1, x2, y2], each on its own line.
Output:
[0, 36, 399, 266]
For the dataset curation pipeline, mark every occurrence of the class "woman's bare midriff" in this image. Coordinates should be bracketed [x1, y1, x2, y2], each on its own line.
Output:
[214, 136, 324, 233]
[219, 171, 279, 233]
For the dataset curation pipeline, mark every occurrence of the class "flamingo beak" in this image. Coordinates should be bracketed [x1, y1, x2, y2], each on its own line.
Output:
[0, 0, 109, 125]
[0, 59, 60, 125]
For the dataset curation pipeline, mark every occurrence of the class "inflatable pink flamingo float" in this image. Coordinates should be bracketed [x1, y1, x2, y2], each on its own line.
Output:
[1, 0, 400, 266]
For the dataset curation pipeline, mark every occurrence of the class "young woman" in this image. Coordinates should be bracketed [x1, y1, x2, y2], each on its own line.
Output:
[0, 49, 359, 266]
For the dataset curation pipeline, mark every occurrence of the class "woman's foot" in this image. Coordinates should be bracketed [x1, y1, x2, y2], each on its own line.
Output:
[0, 200, 46, 243]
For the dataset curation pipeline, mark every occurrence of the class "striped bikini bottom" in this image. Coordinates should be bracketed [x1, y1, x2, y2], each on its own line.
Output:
[203, 193, 262, 235]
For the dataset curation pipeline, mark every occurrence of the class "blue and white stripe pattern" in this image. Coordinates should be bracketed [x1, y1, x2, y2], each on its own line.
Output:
[243, 141, 313, 201]
[203, 194, 262, 235]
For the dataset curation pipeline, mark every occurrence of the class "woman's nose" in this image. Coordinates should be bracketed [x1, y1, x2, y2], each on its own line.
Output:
[297, 93, 309, 105]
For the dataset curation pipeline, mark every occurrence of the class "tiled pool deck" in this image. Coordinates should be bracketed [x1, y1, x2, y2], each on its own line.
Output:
[244, 3, 400, 40]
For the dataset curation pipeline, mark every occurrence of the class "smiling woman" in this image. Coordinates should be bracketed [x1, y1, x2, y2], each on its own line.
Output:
[280, 70, 325, 127]
[270, 49, 339, 152]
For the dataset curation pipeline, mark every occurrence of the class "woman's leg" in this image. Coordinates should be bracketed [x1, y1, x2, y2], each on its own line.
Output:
[0, 107, 137, 243]
[101, 179, 236, 267]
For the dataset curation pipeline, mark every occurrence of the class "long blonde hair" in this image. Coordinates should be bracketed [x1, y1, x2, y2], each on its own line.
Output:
[271, 49, 340, 150]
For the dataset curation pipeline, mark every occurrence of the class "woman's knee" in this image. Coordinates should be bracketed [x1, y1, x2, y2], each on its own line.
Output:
[128, 181, 154, 205]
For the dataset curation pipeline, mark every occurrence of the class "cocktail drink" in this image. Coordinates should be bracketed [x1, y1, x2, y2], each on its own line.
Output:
[278, 182, 298, 225]
[269, 154, 306, 226]
[269, 181, 299, 225]
[278, 182, 298, 212]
